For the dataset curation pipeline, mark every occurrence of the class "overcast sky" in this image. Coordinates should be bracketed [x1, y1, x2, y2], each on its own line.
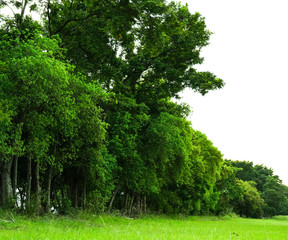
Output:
[179, 0, 288, 184]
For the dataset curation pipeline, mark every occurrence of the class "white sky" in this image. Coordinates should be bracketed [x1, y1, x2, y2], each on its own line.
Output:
[179, 0, 288, 185]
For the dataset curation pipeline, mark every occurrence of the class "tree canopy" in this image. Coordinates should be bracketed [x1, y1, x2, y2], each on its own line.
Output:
[0, 0, 286, 218]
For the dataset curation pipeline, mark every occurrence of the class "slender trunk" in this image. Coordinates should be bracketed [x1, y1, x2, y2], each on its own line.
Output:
[54, 189, 61, 212]
[20, 0, 28, 22]
[12, 156, 18, 199]
[19, 188, 24, 211]
[136, 194, 141, 214]
[1, 158, 13, 208]
[26, 155, 32, 210]
[143, 195, 147, 213]
[46, 165, 52, 213]
[47, 0, 52, 38]
[16, 0, 28, 37]
[75, 183, 78, 208]
[125, 193, 129, 212]
[47, 142, 56, 213]
[108, 184, 120, 212]
[35, 161, 40, 213]
[128, 195, 134, 216]
[82, 175, 87, 210]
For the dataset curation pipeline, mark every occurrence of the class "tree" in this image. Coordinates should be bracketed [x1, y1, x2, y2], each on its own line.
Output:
[237, 180, 265, 218]
[43, 0, 225, 214]
[262, 177, 288, 216]
[0, 28, 110, 212]
[143, 115, 223, 215]
[214, 161, 244, 215]
[230, 160, 288, 216]
[1, 0, 227, 215]
[46, 0, 224, 98]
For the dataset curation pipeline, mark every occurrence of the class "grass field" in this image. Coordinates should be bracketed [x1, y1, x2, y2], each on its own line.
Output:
[0, 213, 288, 240]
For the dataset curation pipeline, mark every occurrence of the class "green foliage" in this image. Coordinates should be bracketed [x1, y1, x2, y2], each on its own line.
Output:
[47, 0, 224, 99]
[36, 0, 227, 216]
[230, 160, 288, 217]
[214, 161, 243, 215]
[262, 177, 288, 216]
[106, 95, 149, 193]
[145, 119, 224, 215]
[237, 180, 265, 218]
[0, 27, 111, 211]
[6, 0, 283, 220]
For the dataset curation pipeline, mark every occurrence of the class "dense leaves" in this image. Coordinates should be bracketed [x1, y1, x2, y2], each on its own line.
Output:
[0, 0, 286, 218]
[0, 31, 111, 211]
[230, 160, 288, 217]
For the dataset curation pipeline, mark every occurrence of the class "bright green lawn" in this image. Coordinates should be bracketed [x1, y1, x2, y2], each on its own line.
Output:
[0, 214, 288, 240]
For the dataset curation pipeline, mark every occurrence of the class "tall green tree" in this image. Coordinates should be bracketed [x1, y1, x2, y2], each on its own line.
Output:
[1, 0, 228, 215]
[44, 0, 225, 214]
[214, 161, 244, 215]
[45, 0, 224, 99]
[229, 160, 288, 217]
[237, 180, 265, 218]
[262, 177, 288, 216]
[0, 29, 109, 211]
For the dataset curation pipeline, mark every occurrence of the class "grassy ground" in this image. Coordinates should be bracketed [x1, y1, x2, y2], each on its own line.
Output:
[0, 213, 288, 240]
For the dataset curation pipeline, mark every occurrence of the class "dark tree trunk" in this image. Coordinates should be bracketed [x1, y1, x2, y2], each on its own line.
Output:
[19, 188, 25, 211]
[26, 155, 32, 210]
[136, 194, 141, 214]
[108, 184, 120, 212]
[35, 161, 41, 213]
[82, 175, 87, 210]
[128, 195, 134, 216]
[46, 165, 52, 213]
[1, 158, 13, 208]
[143, 195, 147, 213]
[74, 183, 78, 208]
[12, 156, 18, 199]
[125, 193, 129, 212]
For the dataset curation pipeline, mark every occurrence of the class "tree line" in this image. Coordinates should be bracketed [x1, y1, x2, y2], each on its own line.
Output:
[0, 0, 287, 218]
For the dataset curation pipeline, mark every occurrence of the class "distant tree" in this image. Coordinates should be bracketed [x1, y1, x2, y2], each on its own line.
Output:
[147, 125, 223, 215]
[214, 161, 244, 215]
[230, 160, 288, 216]
[253, 165, 274, 192]
[229, 161, 256, 182]
[237, 180, 265, 218]
[262, 177, 288, 216]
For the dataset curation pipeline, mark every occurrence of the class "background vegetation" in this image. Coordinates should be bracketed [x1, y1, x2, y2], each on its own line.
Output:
[0, 0, 287, 219]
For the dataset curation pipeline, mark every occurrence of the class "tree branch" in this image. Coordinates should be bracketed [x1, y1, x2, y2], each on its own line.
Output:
[47, 0, 101, 35]
[53, 13, 97, 35]
[47, 0, 51, 37]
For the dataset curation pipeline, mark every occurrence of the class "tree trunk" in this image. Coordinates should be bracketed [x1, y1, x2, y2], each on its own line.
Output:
[12, 156, 18, 200]
[19, 188, 25, 211]
[46, 165, 52, 213]
[136, 194, 141, 214]
[125, 193, 129, 213]
[35, 161, 41, 213]
[82, 175, 87, 210]
[143, 195, 147, 213]
[74, 183, 78, 208]
[26, 155, 32, 210]
[1, 158, 13, 208]
[108, 184, 120, 212]
[128, 195, 134, 216]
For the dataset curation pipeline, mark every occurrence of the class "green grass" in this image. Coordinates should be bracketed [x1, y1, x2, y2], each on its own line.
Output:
[0, 214, 288, 239]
